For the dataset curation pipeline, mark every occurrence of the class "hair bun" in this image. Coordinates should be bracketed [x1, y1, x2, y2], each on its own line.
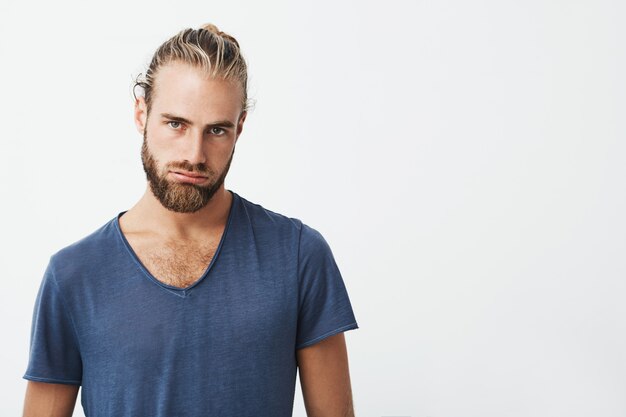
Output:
[199, 23, 240, 47]
[200, 23, 221, 34]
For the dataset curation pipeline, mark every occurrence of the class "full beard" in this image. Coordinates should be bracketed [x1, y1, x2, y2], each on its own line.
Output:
[140, 133, 234, 213]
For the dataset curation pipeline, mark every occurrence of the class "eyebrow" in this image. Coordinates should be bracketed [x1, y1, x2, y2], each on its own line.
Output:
[160, 113, 236, 129]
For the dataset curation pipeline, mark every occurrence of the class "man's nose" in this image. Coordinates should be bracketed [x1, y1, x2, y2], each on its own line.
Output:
[184, 130, 207, 166]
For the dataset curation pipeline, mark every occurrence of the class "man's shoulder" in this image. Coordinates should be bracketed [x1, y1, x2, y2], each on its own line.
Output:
[235, 192, 304, 231]
[48, 215, 118, 278]
[234, 192, 328, 248]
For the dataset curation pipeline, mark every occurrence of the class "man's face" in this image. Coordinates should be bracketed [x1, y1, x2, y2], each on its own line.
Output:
[134, 61, 246, 213]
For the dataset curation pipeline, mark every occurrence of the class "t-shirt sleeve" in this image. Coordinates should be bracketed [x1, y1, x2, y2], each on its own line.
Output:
[23, 257, 83, 385]
[295, 224, 359, 350]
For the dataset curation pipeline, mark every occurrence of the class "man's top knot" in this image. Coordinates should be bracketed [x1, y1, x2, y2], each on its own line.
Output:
[199, 23, 240, 47]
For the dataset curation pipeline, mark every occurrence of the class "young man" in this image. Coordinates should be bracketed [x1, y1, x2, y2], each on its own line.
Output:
[22, 24, 359, 417]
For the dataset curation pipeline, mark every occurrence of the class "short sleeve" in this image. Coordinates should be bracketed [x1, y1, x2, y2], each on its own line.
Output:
[295, 224, 359, 350]
[23, 258, 83, 385]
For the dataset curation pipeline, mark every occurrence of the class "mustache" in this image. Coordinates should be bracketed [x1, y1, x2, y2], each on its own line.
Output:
[166, 163, 213, 176]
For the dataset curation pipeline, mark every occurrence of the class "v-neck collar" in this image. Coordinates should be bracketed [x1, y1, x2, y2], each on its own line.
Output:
[113, 190, 238, 298]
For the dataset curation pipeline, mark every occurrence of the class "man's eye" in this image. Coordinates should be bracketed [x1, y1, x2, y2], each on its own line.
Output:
[210, 127, 226, 135]
[167, 121, 182, 129]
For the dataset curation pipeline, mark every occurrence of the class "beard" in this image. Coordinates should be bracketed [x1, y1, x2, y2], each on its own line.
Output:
[140, 130, 234, 213]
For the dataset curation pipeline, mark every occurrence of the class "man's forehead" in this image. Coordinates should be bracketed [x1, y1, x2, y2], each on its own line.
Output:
[157, 61, 203, 78]
[155, 61, 239, 90]
[150, 63, 243, 121]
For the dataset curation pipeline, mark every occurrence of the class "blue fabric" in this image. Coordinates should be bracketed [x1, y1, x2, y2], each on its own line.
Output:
[23, 190, 359, 417]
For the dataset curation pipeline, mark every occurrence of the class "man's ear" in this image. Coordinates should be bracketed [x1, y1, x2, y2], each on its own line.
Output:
[236, 111, 247, 140]
[134, 96, 148, 135]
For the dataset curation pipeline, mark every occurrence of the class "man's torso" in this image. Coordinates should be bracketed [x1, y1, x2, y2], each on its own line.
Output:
[23, 190, 359, 417]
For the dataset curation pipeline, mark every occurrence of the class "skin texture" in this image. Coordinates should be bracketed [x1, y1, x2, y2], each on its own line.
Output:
[297, 332, 356, 417]
[23, 61, 356, 416]
[22, 381, 79, 417]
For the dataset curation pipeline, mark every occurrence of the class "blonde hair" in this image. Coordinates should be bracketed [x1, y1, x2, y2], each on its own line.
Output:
[133, 23, 251, 116]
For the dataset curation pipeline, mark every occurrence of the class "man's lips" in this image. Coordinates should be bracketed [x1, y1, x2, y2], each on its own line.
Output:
[169, 170, 209, 184]
[171, 170, 207, 178]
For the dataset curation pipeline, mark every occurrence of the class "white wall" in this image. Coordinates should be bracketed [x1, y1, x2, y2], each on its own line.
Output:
[1, 1, 625, 416]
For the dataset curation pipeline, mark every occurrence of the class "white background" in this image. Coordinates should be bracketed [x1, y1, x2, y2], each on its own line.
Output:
[1, 1, 625, 416]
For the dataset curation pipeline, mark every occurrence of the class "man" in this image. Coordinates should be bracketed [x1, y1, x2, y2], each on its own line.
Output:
[22, 24, 359, 417]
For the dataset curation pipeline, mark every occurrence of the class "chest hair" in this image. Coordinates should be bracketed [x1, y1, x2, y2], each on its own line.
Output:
[131, 238, 218, 289]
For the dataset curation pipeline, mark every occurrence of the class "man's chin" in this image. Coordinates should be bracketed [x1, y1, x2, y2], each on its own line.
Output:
[159, 183, 223, 212]
[159, 194, 209, 213]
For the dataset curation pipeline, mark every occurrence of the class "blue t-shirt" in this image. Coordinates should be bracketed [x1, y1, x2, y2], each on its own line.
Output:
[23, 190, 359, 417]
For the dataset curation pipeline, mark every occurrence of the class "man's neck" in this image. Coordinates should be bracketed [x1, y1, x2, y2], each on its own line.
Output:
[121, 186, 232, 242]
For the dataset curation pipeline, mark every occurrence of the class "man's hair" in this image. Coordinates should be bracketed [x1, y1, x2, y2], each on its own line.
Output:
[133, 23, 251, 116]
